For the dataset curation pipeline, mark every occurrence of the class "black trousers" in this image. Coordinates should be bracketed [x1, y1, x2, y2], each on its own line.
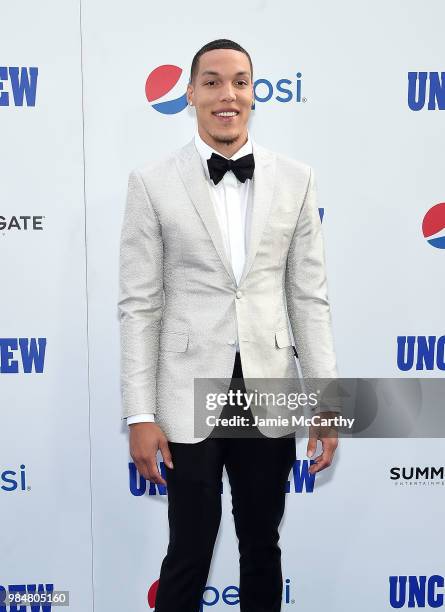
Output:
[155, 352, 296, 612]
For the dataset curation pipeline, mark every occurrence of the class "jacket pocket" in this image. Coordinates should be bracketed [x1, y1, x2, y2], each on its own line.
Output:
[275, 327, 292, 348]
[160, 331, 189, 352]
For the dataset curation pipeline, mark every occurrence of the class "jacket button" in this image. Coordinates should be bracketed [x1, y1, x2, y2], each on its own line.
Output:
[235, 290, 242, 299]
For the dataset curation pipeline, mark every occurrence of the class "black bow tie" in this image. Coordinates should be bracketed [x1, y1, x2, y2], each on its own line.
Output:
[207, 152, 255, 185]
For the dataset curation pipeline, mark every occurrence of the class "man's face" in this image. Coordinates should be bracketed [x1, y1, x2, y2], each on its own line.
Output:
[187, 49, 254, 148]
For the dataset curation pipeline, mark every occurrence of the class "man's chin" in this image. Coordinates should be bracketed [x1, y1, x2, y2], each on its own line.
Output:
[209, 130, 242, 146]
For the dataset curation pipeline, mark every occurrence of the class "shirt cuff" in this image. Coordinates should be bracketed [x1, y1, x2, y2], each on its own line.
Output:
[126, 413, 155, 425]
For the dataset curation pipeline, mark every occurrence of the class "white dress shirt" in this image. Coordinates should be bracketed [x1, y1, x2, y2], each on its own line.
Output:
[126, 130, 254, 426]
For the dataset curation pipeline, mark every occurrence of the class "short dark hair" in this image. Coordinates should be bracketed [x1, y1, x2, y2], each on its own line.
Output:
[189, 39, 253, 84]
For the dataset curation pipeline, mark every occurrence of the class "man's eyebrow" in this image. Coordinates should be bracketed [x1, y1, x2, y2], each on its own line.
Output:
[200, 70, 251, 78]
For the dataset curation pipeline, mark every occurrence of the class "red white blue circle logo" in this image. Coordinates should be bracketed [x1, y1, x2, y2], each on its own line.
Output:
[145, 64, 188, 114]
[422, 202, 445, 249]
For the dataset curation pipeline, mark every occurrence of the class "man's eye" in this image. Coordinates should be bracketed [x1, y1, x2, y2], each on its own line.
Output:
[236, 81, 248, 86]
[206, 81, 215, 86]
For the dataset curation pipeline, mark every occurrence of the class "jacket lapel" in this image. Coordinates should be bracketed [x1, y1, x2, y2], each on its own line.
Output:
[175, 137, 276, 287]
[238, 141, 275, 286]
[175, 139, 237, 284]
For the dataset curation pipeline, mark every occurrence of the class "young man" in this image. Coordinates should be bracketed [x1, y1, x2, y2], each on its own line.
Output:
[118, 39, 339, 611]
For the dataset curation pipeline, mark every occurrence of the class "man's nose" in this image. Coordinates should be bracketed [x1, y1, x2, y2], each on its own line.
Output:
[220, 84, 236, 101]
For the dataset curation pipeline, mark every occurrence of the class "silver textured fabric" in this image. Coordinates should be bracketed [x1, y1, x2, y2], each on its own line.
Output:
[118, 138, 338, 442]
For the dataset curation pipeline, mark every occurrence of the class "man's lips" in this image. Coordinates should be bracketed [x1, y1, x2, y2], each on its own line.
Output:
[212, 110, 239, 122]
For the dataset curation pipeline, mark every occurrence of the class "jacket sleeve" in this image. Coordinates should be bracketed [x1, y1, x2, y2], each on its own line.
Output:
[118, 170, 163, 420]
[285, 167, 341, 412]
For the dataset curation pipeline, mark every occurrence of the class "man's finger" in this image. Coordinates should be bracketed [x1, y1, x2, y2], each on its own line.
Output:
[306, 435, 318, 458]
[138, 458, 166, 486]
[308, 453, 332, 474]
[308, 443, 336, 474]
[146, 457, 166, 485]
[159, 439, 174, 469]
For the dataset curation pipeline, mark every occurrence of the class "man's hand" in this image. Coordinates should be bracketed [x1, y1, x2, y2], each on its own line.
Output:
[306, 411, 339, 475]
[129, 422, 173, 486]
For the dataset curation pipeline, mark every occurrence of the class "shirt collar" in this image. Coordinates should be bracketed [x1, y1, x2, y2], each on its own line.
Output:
[194, 129, 253, 183]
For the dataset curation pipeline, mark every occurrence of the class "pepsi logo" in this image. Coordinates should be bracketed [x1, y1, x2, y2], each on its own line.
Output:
[145, 64, 188, 115]
[422, 202, 445, 249]
[147, 578, 158, 608]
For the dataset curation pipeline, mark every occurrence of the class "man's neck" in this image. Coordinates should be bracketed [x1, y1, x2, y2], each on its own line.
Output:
[197, 126, 248, 159]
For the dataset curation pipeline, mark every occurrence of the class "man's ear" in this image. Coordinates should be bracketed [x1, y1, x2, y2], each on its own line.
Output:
[186, 84, 194, 106]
